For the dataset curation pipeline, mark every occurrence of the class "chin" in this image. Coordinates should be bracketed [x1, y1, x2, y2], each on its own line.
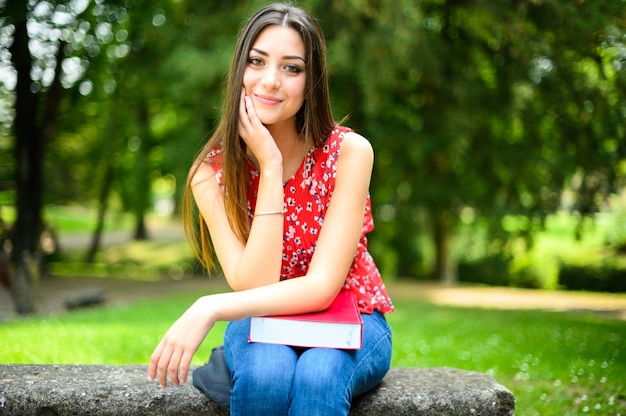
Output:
[257, 115, 286, 126]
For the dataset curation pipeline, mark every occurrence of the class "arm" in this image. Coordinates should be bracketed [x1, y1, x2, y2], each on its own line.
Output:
[191, 159, 284, 292]
[197, 90, 286, 291]
[148, 131, 374, 387]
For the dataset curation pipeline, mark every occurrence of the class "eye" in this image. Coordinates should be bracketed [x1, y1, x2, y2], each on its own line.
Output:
[284, 64, 303, 74]
[247, 56, 264, 67]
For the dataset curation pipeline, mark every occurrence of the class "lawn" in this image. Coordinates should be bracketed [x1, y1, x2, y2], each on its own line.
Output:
[2, 207, 625, 415]
[1, 284, 624, 416]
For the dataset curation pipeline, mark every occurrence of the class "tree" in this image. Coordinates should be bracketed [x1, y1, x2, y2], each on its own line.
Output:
[314, 0, 626, 282]
[0, 0, 128, 311]
[1, 0, 624, 294]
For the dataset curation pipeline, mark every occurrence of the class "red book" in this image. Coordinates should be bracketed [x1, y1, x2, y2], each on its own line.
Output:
[249, 289, 363, 349]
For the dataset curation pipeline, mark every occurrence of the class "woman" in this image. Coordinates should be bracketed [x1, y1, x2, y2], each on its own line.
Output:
[148, 3, 394, 415]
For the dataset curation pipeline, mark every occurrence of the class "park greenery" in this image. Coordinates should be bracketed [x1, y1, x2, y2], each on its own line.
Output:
[1, 3, 625, 415]
[1, 282, 625, 416]
[1, 0, 626, 311]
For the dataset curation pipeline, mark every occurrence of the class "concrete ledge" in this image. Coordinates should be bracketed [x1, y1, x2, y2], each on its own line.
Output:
[0, 365, 515, 415]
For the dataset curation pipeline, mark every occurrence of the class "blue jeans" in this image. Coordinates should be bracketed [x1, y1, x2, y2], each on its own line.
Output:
[223, 311, 392, 416]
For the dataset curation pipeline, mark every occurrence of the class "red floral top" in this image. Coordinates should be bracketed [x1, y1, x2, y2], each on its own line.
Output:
[209, 126, 394, 314]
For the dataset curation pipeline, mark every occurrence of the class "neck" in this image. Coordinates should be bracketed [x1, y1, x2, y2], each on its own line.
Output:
[245, 121, 309, 181]
[266, 121, 307, 162]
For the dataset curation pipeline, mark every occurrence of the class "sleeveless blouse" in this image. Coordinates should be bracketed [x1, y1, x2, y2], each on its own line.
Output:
[209, 126, 394, 314]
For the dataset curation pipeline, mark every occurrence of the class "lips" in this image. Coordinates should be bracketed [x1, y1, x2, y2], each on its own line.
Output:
[253, 93, 282, 105]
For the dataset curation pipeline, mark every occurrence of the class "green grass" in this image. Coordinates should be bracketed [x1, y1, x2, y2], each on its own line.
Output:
[44, 205, 136, 233]
[390, 296, 626, 416]
[1, 287, 624, 416]
[50, 239, 197, 281]
[2, 206, 625, 414]
[1, 293, 226, 365]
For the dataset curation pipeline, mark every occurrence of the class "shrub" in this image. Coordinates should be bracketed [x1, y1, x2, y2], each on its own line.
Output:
[558, 260, 626, 292]
[508, 253, 559, 290]
[457, 255, 510, 286]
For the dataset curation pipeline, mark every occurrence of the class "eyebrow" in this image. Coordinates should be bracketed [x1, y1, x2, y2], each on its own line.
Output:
[250, 47, 306, 63]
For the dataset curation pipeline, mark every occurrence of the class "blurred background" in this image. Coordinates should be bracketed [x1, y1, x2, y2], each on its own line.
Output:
[0, 0, 625, 311]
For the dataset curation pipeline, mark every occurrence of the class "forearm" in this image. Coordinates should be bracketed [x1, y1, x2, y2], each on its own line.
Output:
[148, 272, 341, 388]
[230, 167, 284, 290]
[205, 275, 341, 323]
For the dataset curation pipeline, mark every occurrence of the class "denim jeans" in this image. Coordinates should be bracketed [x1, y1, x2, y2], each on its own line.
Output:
[223, 311, 392, 416]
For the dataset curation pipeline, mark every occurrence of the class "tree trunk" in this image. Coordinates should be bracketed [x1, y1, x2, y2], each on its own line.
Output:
[85, 165, 114, 263]
[7, 3, 65, 314]
[133, 101, 152, 241]
[8, 8, 43, 266]
[431, 210, 457, 286]
[8, 10, 43, 315]
[85, 98, 120, 263]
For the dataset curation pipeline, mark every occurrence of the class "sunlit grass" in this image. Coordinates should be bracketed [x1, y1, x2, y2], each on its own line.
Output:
[1, 293, 226, 365]
[533, 212, 611, 261]
[2, 206, 624, 415]
[45, 205, 136, 233]
[1, 288, 624, 416]
[50, 239, 197, 281]
[389, 295, 626, 416]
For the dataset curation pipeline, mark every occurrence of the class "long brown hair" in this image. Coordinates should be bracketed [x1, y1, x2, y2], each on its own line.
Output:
[183, 3, 336, 272]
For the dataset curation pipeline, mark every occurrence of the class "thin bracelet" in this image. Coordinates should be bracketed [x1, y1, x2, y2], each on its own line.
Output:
[254, 210, 284, 217]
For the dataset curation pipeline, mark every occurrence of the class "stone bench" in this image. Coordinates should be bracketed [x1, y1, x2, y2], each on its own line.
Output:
[0, 365, 515, 415]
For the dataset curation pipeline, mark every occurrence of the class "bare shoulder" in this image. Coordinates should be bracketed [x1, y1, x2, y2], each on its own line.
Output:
[340, 130, 374, 163]
[190, 158, 219, 191]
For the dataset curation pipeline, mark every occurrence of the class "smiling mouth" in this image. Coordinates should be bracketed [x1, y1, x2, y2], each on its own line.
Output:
[254, 93, 282, 104]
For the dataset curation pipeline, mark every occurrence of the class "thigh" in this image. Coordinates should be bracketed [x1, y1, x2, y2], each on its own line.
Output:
[224, 318, 299, 416]
[224, 317, 299, 379]
[290, 311, 392, 414]
[351, 310, 393, 396]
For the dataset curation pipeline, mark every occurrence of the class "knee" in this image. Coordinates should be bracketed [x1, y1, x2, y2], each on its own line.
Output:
[238, 350, 294, 388]
[231, 344, 297, 403]
[295, 349, 352, 392]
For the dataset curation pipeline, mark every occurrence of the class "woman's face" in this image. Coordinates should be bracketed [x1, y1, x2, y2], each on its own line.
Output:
[242, 25, 307, 128]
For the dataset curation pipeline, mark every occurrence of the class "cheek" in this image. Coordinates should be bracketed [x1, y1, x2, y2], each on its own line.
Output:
[242, 69, 254, 92]
[290, 78, 307, 100]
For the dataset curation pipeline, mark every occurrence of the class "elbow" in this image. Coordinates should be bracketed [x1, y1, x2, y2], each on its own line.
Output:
[226, 267, 278, 292]
[308, 278, 344, 312]
[225, 273, 253, 292]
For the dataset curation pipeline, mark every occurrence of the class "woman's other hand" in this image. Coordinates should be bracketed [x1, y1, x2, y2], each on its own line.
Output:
[147, 296, 217, 388]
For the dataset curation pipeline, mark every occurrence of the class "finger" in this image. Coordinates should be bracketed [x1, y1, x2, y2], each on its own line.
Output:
[156, 344, 175, 388]
[239, 88, 249, 121]
[244, 96, 260, 125]
[147, 339, 166, 381]
[168, 348, 184, 387]
[178, 349, 194, 385]
[239, 98, 252, 137]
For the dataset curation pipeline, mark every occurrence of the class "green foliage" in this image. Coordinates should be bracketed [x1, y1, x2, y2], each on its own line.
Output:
[559, 262, 626, 293]
[508, 251, 560, 290]
[458, 255, 510, 287]
[606, 194, 626, 253]
[312, 0, 626, 278]
[458, 251, 560, 290]
[1, 0, 625, 281]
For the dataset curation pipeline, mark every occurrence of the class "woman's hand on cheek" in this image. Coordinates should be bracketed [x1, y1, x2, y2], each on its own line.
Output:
[147, 296, 216, 388]
[238, 88, 282, 169]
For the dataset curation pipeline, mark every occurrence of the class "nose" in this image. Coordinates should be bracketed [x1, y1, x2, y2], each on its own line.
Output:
[261, 66, 280, 90]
